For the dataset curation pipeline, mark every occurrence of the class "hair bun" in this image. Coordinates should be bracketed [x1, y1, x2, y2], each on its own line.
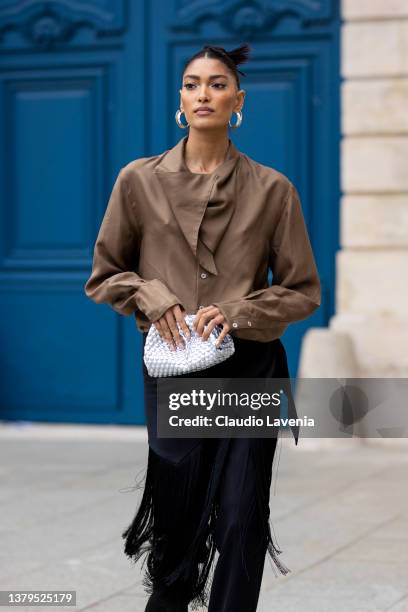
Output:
[202, 43, 251, 78]
[224, 43, 251, 68]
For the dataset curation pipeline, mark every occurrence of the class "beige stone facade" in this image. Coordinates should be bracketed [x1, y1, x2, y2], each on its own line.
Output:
[300, 0, 408, 382]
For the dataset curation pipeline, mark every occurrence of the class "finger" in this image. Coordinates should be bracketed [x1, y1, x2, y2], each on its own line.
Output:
[201, 314, 224, 341]
[153, 320, 165, 342]
[215, 324, 230, 348]
[195, 308, 218, 337]
[165, 310, 185, 349]
[192, 306, 213, 332]
[159, 318, 177, 351]
[172, 305, 191, 339]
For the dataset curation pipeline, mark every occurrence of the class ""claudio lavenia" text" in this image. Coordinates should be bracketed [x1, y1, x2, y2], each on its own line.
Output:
[168, 415, 314, 428]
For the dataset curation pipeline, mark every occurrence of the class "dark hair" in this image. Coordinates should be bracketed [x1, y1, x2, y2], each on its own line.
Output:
[182, 43, 251, 89]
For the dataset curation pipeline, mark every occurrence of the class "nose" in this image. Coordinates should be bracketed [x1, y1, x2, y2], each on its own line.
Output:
[197, 85, 210, 101]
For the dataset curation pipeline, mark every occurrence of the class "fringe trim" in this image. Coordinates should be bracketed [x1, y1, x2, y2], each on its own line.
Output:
[251, 435, 292, 577]
[121, 435, 290, 611]
[163, 437, 231, 610]
[121, 445, 155, 568]
[121, 440, 228, 610]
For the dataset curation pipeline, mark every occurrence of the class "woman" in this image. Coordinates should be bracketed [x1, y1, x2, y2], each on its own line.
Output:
[84, 43, 321, 612]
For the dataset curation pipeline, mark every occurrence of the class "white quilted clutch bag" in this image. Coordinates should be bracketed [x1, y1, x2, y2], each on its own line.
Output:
[143, 313, 235, 377]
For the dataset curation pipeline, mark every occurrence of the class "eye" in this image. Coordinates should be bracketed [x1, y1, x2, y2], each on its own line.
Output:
[183, 82, 226, 89]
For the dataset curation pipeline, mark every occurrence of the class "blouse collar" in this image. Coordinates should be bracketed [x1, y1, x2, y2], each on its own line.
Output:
[156, 133, 240, 175]
[153, 135, 242, 275]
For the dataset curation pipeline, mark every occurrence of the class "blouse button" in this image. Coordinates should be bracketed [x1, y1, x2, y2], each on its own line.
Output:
[232, 322, 238, 328]
[200, 272, 207, 279]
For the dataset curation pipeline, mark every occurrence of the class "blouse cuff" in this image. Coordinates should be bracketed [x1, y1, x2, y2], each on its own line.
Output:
[211, 301, 256, 330]
[136, 278, 182, 322]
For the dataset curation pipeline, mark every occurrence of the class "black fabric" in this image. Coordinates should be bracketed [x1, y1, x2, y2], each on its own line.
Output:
[122, 332, 296, 611]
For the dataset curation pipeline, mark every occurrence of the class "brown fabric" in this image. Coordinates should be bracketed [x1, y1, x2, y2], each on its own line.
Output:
[84, 135, 321, 341]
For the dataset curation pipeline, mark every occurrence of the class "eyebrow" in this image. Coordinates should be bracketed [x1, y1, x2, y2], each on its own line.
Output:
[183, 74, 228, 80]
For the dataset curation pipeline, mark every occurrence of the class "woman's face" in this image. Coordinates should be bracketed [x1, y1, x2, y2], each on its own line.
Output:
[180, 57, 245, 130]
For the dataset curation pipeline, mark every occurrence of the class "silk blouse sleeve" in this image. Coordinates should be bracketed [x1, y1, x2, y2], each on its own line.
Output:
[83, 168, 181, 321]
[212, 182, 321, 336]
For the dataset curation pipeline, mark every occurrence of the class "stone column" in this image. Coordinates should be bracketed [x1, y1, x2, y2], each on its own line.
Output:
[298, 0, 408, 447]
[300, 0, 408, 380]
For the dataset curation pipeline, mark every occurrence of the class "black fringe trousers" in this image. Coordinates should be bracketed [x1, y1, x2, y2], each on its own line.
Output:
[122, 333, 294, 612]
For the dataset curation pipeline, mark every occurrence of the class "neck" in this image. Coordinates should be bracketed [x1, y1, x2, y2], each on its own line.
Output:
[184, 130, 230, 174]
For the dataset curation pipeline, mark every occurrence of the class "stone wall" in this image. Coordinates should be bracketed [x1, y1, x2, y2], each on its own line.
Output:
[300, 0, 408, 379]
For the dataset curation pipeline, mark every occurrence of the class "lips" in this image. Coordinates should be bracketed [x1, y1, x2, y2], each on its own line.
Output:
[195, 107, 214, 113]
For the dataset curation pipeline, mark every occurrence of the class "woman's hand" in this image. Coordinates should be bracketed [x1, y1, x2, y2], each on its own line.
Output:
[153, 304, 191, 351]
[193, 305, 232, 348]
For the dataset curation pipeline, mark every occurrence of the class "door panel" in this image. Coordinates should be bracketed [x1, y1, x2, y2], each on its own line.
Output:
[0, 0, 339, 422]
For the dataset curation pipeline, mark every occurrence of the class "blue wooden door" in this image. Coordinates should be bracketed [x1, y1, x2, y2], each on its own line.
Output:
[0, 0, 339, 424]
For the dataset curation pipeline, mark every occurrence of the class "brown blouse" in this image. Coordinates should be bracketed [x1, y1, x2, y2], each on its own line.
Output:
[84, 135, 321, 342]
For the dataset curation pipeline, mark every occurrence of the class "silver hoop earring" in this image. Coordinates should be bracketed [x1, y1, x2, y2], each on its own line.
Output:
[175, 109, 189, 129]
[228, 110, 243, 129]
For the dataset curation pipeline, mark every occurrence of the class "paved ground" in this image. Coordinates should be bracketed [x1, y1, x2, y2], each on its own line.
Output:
[0, 422, 407, 612]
